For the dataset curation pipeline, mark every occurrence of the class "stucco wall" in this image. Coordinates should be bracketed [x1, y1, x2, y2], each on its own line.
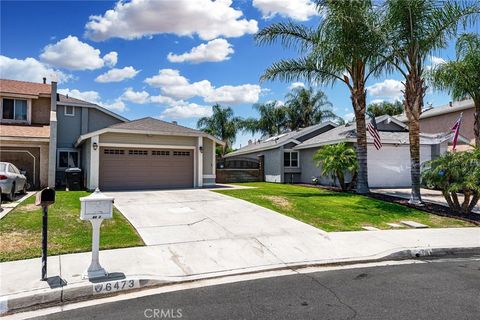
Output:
[299, 148, 335, 185]
[419, 108, 475, 144]
[202, 137, 214, 175]
[99, 133, 197, 146]
[31, 97, 51, 125]
[264, 147, 283, 182]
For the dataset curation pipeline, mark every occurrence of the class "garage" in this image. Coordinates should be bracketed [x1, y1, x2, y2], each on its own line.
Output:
[0, 146, 40, 189]
[99, 147, 194, 190]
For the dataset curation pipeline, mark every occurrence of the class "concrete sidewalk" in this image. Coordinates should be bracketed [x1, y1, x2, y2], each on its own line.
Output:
[1, 227, 479, 315]
[372, 188, 480, 214]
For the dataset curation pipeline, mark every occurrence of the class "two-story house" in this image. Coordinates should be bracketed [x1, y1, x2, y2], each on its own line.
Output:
[1, 78, 223, 192]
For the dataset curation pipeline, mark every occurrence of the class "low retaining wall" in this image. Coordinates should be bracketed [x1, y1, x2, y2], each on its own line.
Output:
[216, 169, 263, 183]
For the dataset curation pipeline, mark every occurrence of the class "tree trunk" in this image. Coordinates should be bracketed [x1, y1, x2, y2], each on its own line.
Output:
[474, 96, 480, 148]
[404, 67, 425, 205]
[467, 192, 480, 214]
[337, 171, 346, 191]
[351, 87, 369, 194]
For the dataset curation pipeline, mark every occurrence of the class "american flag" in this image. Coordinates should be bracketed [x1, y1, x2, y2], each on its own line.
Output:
[451, 113, 463, 151]
[367, 116, 382, 150]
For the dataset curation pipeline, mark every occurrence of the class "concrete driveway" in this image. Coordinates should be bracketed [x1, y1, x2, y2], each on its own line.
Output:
[107, 188, 325, 246]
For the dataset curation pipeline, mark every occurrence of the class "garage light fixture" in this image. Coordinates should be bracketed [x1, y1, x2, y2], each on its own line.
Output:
[199, 146, 203, 153]
[92, 142, 98, 151]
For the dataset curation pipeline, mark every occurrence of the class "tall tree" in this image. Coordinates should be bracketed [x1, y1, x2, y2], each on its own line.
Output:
[366, 100, 404, 117]
[384, 0, 479, 204]
[242, 101, 288, 137]
[197, 104, 243, 155]
[285, 86, 338, 130]
[255, 0, 386, 194]
[429, 33, 480, 147]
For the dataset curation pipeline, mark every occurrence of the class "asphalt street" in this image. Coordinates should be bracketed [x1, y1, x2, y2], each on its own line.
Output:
[35, 257, 480, 320]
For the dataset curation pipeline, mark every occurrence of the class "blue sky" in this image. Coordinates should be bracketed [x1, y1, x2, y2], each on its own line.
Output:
[1, 0, 478, 147]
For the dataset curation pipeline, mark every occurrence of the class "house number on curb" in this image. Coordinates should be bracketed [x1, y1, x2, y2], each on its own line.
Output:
[93, 279, 140, 294]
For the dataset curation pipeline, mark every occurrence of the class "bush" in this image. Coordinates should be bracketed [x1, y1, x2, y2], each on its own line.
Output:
[422, 149, 480, 215]
[313, 143, 357, 191]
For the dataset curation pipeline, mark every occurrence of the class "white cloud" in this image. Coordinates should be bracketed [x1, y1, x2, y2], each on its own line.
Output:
[103, 51, 118, 67]
[288, 82, 305, 90]
[370, 99, 386, 104]
[103, 99, 126, 112]
[0, 55, 70, 83]
[40, 35, 117, 70]
[120, 87, 150, 104]
[167, 39, 234, 63]
[144, 69, 261, 104]
[85, 0, 258, 41]
[204, 84, 261, 104]
[160, 102, 212, 119]
[252, 0, 318, 21]
[344, 112, 355, 122]
[431, 56, 446, 66]
[58, 88, 126, 112]
[58, 88, 102, 105]
[95, 66, 140, 83]
[367, 79, 403, 101]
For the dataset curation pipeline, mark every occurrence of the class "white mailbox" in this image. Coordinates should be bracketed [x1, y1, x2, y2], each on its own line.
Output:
[80, 189, 114, 220]
[80, 188, 114, 279]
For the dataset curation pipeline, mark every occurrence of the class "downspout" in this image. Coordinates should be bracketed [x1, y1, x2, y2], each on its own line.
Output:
[47, 81, 57, 187]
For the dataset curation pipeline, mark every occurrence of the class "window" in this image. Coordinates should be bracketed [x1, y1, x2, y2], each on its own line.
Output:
[284, 151, 299, 167]
[104, 149, 125, 155]
[173, 151, 190, 156]
[128, 150, 148, 155]
[64, 105, 75, 116]
[58, 150, 79, 169]
[152, 150, 170, 156]
[2, 98, 28, 121]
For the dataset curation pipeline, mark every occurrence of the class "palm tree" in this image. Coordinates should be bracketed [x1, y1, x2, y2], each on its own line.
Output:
[242, 101, 288, 137]
[313, 143, 358, 191]
[429, 33, 480, 147]
[255, 0, 386, 194]
[384, 0, 479, 204]
[284, 86, 338, 130]
[197, 104, 243, 155]
[366, 100, 404, 117]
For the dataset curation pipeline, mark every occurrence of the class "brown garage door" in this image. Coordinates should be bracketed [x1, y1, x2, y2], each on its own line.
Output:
[99, 148, 194, 190]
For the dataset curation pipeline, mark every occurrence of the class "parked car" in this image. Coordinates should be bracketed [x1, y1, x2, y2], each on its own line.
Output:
[0, 162, 27, 201]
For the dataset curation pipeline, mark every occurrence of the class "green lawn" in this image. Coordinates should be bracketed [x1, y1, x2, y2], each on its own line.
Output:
[0, 191, 144, 262]
[215, 183, 474, 232]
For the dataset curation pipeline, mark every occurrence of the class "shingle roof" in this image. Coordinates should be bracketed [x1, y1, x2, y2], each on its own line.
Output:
[0, 124, 50, 139]
[225, 122, 336, 157]
[396, 99, 474, 122]
[0, 79, 51, 96]
[108, 117, 202, 134]
[58, 94, 96, 106]
[295, 122, 454, 149]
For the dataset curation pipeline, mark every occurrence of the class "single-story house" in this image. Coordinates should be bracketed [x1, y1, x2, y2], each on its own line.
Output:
[75, 117, 223, 191]
[224, 122, 337, 183]
[225, 115, 460, 188]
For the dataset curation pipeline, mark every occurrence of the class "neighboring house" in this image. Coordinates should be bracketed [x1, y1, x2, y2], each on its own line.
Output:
[225, 116, 458, 188]
[224, 122, 337, 183]
[0, 79, 56, 189]
[1, 78, 223, 191]
[397, 99, 475, 151]
[74, 117, 222, 190]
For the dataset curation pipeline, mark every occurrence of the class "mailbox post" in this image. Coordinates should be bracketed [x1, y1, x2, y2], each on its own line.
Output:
[80, 188, 114, 279]
[35, 188, 56, 281]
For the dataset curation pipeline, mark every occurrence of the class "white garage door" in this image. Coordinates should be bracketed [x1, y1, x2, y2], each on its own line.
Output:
[367, 144, 431, 188]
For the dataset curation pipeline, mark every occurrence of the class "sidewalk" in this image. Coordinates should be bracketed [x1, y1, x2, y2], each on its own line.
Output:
[372, 188, 480, 213]
[1, 227, 479, 315]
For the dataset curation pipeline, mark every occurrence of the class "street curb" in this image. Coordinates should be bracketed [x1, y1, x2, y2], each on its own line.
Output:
[2, 246, 480, 315]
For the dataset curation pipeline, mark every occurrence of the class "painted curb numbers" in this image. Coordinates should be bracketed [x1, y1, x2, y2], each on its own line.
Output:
[93, 279, 140, 294]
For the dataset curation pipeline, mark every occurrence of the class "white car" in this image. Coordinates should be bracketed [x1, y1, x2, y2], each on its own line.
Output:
[0, 162, 27, 201]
